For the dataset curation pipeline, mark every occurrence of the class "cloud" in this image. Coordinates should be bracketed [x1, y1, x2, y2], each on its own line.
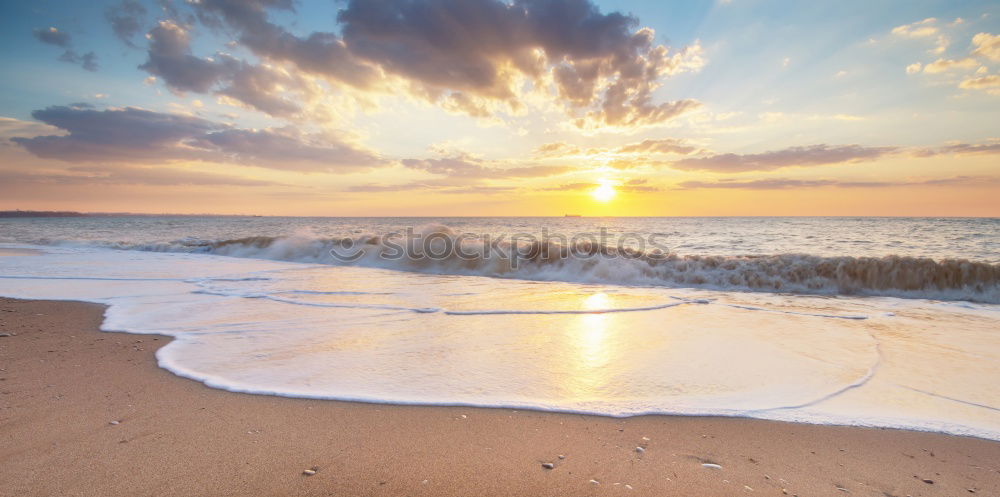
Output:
[33, 26, 70, 47]
[184, 0, 702, 128]
[193, 0, 379, 89]
[532, 137, 698, 160]
[904, 30, 1000, 95]
[140, 20, 238, 93]
[891, 18, 939, 38]
[106, 0, 148, 48]
[189, 128, 383, 170]
[923, 57, 978, 73]
[0, 117, 63, 147]
[32, 27, 98, 71]
[10, 105, 382, 171]
[619, 178, 660, 192]
[669, 144, 897, 173]
[959, 75, 1000, 94]
[346, 182, 517, 195]
[541, 182, 596, 191]
[533, 142, 581, 158]
[617, 138, 697, 155]
[677, 176, 999, 190]
[914, 140, 1000, 156]
[971, 32, 1000, 61]
[0, 166, 281, 187]
[400, 156, 569, 179]
[140, 20, 303, 116]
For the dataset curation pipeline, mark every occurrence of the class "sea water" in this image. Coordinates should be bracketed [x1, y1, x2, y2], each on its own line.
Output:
[0, 216, 997, 440]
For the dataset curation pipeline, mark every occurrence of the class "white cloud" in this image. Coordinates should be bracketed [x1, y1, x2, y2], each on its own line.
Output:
[891, 18, 939, 38]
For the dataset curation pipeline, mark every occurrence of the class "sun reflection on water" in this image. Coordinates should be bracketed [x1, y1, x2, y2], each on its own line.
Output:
[565, 292, 616, 399]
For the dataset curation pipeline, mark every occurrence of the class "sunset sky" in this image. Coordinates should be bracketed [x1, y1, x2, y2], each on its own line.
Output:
[1, 0, 998, 216]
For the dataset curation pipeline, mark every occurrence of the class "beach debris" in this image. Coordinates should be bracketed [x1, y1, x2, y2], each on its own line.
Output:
[921, 478, 934, 484]
[589, 479, 600, 485]
[557, 455, 565, 459]
[635, 446, 645, 453]
[0, 333, 11, 337]
[835, 486, 850, 492]
[625, 484, 633, 490]
[701, 463, 722, 470]
[109, 420, 120, 425]
[745, 485, 754, 491]
[641, 436, 650, 441]
[541, 462, 555, 469]
[302, 466, 319, 476]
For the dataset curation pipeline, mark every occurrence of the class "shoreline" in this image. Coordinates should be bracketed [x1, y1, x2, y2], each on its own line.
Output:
[1, 297, 998, 496]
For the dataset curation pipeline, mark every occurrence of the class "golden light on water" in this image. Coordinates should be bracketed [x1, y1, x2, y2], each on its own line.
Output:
[560, 291, 623, 401]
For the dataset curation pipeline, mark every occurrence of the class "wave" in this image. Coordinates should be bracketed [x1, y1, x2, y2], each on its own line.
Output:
[43, 224, 1000, 303]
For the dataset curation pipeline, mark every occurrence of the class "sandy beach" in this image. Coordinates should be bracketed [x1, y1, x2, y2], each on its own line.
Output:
[0, 297, 995, 496]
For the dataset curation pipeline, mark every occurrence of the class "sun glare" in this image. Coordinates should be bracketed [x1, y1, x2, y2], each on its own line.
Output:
[592, 183, 616, 202]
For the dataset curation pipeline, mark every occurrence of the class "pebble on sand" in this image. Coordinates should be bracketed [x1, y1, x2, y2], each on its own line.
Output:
[701, 463, 722, 470]
[541, 463, 555, 469]
[302, 466, 319, 476]
[635, 446, 645, 453]
[109, 420, 120, 425]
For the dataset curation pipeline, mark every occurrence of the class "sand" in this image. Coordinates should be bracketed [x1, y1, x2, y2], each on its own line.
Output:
[0, 297, 997, 497]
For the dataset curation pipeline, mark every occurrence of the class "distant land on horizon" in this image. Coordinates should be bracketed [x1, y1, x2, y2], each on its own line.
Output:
[0, 210, 255, 218]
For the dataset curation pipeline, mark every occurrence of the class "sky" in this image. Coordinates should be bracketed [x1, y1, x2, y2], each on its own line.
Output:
[0, 0, 998, 216]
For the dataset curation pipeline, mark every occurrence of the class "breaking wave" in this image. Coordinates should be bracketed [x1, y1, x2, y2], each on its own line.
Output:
[50, 224, 1000, 303]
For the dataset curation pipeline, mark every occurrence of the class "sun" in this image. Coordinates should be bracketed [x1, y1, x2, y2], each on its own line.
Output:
[591, 183, 617, 202]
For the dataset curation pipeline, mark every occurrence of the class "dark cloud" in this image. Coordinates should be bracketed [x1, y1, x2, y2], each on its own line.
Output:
[670, 144, 897, 173]
[177, 0, 700, 126]
[33, 27, 98, 72]
[106, 0, 148, 48]
[33, 27, 70, 47]
[10, 105, 381, 171]
[58, 50, 99, 72]
[13, 105, 220, 162]
[676, 176, 998, 190]
[140, 20, 301, 116]
[192, 0, 378, 88]
[338, 0, 701, 126]
[140, 21, 233, 93]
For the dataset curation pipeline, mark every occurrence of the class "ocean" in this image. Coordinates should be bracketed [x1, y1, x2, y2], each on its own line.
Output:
[1, 216, 998, 439]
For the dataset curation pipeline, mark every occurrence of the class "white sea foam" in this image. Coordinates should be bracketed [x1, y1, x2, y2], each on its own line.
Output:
[1, 243, 999, 440]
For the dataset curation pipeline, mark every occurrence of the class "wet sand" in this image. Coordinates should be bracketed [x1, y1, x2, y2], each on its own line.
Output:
[0, 297, 997, 496]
